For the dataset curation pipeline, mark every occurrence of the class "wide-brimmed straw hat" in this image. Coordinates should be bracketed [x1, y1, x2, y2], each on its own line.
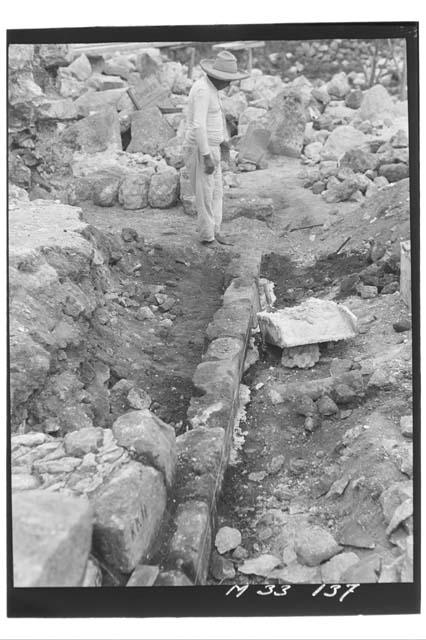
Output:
[200, 50, 249, 81]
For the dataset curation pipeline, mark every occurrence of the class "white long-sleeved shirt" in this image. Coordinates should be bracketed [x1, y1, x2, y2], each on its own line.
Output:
[184, 75, 227, 154]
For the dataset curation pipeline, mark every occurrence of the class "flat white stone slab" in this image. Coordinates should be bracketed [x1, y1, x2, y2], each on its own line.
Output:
[258, 298, 358, 348]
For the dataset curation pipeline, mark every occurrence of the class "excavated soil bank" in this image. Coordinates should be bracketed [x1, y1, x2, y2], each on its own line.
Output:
[87, 238, 230, 431]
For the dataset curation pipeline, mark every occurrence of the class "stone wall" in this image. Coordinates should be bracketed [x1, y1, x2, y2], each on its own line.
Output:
[10, 195, 177, 586]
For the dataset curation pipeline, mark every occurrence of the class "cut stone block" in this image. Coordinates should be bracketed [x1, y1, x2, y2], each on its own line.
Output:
[258, 298, 357, 348]
[118, 172, 151, 209]
[112, 409, 176, 488]
[13, 490, 92, 586]
[73, 88, 130, 117]
[202, 336, 245, 371]
[206, 301, 253, 342]
[238, 125, 271, 165]
[281, 344, 320, 369]
[92, 461, 166, 573]
[61, 106, 122, 153]
[127, 107, 175, 155]
[175, 427, 227, 503]
[168, 500, 211, 584]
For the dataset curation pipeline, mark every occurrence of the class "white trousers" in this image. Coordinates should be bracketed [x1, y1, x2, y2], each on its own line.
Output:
[184, 145, 223, 242]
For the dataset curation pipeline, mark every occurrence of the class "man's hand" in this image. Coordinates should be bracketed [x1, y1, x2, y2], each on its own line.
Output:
[220, 141, 231, 162]
[203, 153, 215, 175]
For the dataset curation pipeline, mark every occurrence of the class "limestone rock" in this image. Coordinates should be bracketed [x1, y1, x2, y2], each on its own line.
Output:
[267, 89, 306, 156]
[269, 562, 321, 583]
[64, 426, 103, 457]
[9, 44, 34, 72]
[321, 551, 359, 583]
[400, 415, 413, 439]
[92, 173, 121, 206]
[12, 473, 40, 492]
[164, 136, 185, 170]
[118, 172, 151, 209]
[268, 454, 285, 474]
[57, 71, 86, 99]
[37, 44, 71, 68]
[11, 432, 48, 448]
[73, 88, 131, 117]
[345, 89, 363, 109]
[359, 84, 395, 121]
[210, 552, 236, 580]
[311, 85, 330, 106]
[340, 148, 378, 173]
[61, 107, 122, 153]
[327, 72, 350, 98]
[238, 125, 271, 166]
[258, 298, 357, 349]
[317, 395, 339, 416]
[224, 194, 274, 221]
[338, 520, 376, 549]
[311, 180, 325, 194]
[340, 554, 381, 583]
[112, 409, 176, 488]
[37, 98, 78, 121]
[321, 125, 367, 160]
[93, 461, 166, 573]
[379, 163, 409, 183]
[148, 166, 179, 208]
[66, 54, 92, 81]
[390, 129, 408, 148]
[238, 106, 268, 137]
[86, 73, 127, 91]
[215, 526, 242, 554]
[293, 393, 317, 417]
[127, 388, 152, 410]
[294, 525, 342, 566]
[13, 490, 92, 586]
[136, 48, 162, 77]
[168, 500, 211, 584]
[386, 498, 413, 536]
[281, 343, 320, 368]
[104, 55, 135, 78]
[380, 481, 413, 524]
[239, 554, 281, 576]
[221, 91, 248, 119]
[127, 107, 175, 155]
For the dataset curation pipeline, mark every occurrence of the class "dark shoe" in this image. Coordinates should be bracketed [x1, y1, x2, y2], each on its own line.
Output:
[215, 234, 234, 246]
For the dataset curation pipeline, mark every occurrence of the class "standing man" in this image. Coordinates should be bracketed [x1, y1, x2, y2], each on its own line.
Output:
[184, 50, 249, 246]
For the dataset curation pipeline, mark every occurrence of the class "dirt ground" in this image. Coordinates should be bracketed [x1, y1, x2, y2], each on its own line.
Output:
[82, 155, 411, 583]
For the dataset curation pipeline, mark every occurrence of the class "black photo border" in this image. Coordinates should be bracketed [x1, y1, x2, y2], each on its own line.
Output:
[6, 21, 420, 618]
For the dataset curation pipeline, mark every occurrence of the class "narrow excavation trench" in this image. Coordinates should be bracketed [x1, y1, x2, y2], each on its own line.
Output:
[211, 250, 412, 584]
[86, 236, 230, 433]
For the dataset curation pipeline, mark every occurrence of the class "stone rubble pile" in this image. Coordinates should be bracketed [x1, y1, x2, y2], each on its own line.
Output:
[10, 195, 187, 586]
[12, 407, 176, 585]
[297, 78, 409, 203]
[9, 44, 409, 213]
[263, 39, 406, 91]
